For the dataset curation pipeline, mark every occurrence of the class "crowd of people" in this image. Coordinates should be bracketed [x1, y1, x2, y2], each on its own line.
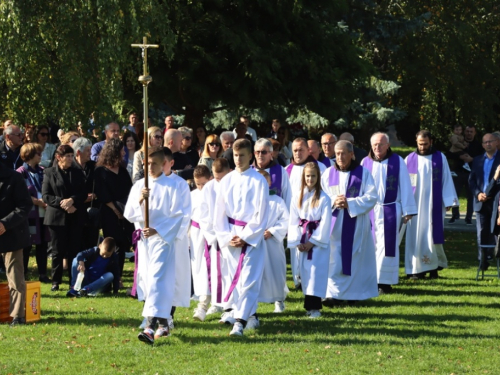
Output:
[1, 116, 498, 345]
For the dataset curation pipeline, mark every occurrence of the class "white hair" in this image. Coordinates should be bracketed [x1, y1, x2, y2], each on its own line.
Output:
[72, 137, 92, 154]
[57, 129, 65, 137]
[322, 133, 337, 141]
[178, 126, 193, 138]
[4, 125, 15, 135]
[254, 138, 273, 152]
[104, 122, 119, 131]
[220, 131, 235, 141]
[370, 132, 390, 144]
[334, 140, 353, 152]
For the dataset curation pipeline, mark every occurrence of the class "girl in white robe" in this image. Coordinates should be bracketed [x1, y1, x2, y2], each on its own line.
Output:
[288, 162, 332, 318]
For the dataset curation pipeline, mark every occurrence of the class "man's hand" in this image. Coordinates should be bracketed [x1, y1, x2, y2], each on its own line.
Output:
[143, 227, 158, 238]
[0, 222, 5, 236]
[77, 261, 85, 272]
[183, 165, 192, 170]
[478, 192, 489, 202]
[334, 195, 348, 209]
[403, 215, 414, 224]
[230, 236, 247, 248]
[460, 154, 473, 163]
[60, 198, 74, 210]
[67, 206, 77, 214]
[264, 230, 272, 240]
[297, 242, 314, 252]
[140, 188, 150, 205]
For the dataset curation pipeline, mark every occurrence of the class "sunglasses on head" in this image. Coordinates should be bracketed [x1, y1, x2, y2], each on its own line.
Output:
[209, 143, 220, 147]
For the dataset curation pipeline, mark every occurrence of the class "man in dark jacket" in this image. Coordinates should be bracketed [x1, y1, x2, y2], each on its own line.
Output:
[0, 162, 33, 326]
[67, 237, 120, 297]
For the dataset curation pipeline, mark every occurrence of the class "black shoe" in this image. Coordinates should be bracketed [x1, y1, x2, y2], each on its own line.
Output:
[51, 283, 59, 292]
[429, 270, 439, 279]
[66, 289, 80, 298]
[138, 329, 155, 345]
[465, 218, 472, 225]
[10, 318, 26, 327]
[448, 217, 456, 224]
[409, 273, 426, 280]
[79, 288, 89, 297]
[322, 298, 343, 307]
[39, 275, 51, 284]
[295, 283, 302, 290]
[378, 284, 393, 295]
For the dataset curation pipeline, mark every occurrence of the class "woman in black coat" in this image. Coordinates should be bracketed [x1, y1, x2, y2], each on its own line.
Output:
[94, 139, 134, 286]
[42, 145, 87, 291]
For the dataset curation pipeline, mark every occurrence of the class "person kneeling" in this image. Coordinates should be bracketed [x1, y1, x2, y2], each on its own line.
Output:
[67, 237, 119, 297]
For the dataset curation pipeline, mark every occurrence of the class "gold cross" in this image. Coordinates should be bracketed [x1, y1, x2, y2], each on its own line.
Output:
[131, 37, 159, 77]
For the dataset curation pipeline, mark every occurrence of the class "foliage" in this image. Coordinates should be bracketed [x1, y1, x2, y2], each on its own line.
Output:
[0, 0, 175, 127]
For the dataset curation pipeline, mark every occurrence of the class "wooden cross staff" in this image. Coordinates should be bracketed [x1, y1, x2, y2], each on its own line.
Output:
[131, 37, 159, 227]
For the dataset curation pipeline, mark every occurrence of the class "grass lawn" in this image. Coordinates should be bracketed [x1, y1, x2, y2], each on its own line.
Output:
[1, 230, 499, 375]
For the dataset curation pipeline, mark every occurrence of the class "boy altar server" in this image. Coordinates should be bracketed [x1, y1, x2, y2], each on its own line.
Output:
[163, 147, 192, 328]
[124, 147, 183, 344]
[190, 164, 213, 321]
[257, 170, 290, 313]
[214, 139, 269, 336]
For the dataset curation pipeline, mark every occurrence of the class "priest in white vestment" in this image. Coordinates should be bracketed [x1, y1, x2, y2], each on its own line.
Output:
[361, 132, 417, 294]
[321, 140, 378, 304]
[404, 130, 458, 279]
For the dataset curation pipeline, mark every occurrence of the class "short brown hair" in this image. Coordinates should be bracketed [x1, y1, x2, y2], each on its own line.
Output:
[148, 146, 165, 161]
[101, 237, 116, 253]
[257, 169, 271, 183]
[212, 158, 230, 173]
[233, 139, 252, 152]
[20, 142, 43, 162]
[269, 139, 280, 151]
[194, 165, 211, 179]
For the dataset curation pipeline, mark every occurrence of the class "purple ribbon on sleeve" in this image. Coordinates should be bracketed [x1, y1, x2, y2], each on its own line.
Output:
[224, 217, 249, 302]
[191, 219, 212, 291]
[298, 219, 320, 260]
[130, 229, 143, 298]
[406, 151, 444, 244]
[362, 154, 400, 257]
[328, 165, 363, 276]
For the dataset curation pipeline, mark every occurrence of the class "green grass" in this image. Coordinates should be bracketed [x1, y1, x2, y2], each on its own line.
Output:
[1, 230, 499, 375]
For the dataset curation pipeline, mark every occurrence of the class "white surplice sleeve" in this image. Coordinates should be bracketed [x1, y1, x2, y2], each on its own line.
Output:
[239, 177, 269, 247]
[308, 193, 332, 249]
[267, 196, 289, 242]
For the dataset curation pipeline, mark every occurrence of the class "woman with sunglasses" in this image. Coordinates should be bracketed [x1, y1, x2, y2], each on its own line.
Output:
[132, 126, 163, 183]
[36, 125, 56, 168]
[179, 126, 200, 167]
[198, 134, 223, 173]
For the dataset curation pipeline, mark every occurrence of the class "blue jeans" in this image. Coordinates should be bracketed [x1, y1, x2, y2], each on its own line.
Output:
[71, 258, 114, 294]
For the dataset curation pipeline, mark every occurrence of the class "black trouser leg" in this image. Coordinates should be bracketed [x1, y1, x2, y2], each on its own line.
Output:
[35, 242, 48, 276]
[48, 226, 66, 284]
[304, 295, 322, 311]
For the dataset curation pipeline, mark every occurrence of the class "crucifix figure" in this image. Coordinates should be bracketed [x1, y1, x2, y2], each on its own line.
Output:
[131, 37, 159, 227]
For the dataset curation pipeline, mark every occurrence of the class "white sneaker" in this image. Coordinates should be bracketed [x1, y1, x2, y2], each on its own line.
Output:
[274, 301, 285, 313]
[139, 317, 147, 329]
[206, 305, 223, 315]
[167, 317, 175, 330]
[193, 308, 207, 322]
[219, 310, 235, 325]
[308, 310, 321, 319]
[229, 322, 244, 336]
[244, 315, 260, 330]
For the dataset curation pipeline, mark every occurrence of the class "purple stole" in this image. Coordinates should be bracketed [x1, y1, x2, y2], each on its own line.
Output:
[191, 220, 212, 291]
[362, 154, 400, 257]
[328, 165, 364, 276]
[406, 151, 444, 244]
[299, 219, 320, 260]
[286, 159, 318, 177]
[252, 163, 283, 197]
[224, 217, 249, 302]
[319, 156, 332, 168]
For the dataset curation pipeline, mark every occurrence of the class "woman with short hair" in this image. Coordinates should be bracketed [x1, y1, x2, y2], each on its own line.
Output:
[17, 143, 51, 282]
[42, 144, 87, 291]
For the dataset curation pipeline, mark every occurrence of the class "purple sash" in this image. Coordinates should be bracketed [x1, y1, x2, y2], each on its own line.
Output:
[362, 154, 400, 257]
[131, 229, 142, 298]
[299, 219, 320, 260]
[224, 217, 249, 302]
[328, 165, 363, 276]
[191, 220, 212, 291]
[269, 164, 283, 197]
[406, 151, 444, 244]
[215, 243, 222, 303]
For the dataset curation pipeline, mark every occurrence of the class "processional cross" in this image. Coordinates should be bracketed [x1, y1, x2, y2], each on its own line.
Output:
[132, 37, 159, 227]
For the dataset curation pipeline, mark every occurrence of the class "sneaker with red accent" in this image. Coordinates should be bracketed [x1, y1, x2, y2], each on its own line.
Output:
[138, 328, 155, 345]
[154, 326, 170, 339]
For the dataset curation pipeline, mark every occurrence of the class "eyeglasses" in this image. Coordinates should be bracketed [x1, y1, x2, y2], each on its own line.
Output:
[10, 133, 23, 138]
[184, 136, 192, 141]
[321, 142, 335, 146]
[209, 143, 220, 147]
[255, 150, 269, 155]
[483, 140, 496, 144]
[38, 133, 49, 137]
[153, 135, 163, 140]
